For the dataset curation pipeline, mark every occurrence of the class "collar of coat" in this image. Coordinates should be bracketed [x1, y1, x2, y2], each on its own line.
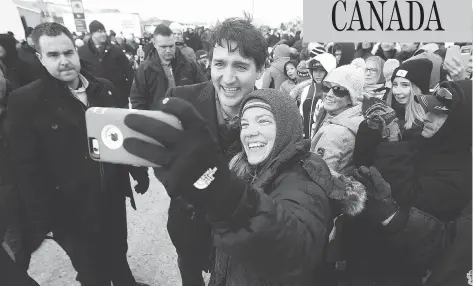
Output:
[146, 47, 187, 75]
[230, 139, 366, 216]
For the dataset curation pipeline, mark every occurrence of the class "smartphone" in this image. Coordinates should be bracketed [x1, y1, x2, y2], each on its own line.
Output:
[445, 45, 461, 63]
[85, 107, 182, 167]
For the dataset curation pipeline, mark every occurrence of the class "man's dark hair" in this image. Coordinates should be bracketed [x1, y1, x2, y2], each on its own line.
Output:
[209, 15, 268, 70]
[154, 24, 172, 37]
[32, 22, 74, 52]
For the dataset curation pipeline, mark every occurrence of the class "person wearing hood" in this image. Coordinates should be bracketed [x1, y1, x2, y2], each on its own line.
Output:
[122, 89, 361, 285]
[78, 20, 134, 108]
[17, 27, 43, 81]
[279, 59, 300, 95]
[184, 27, 203, 52]
[0, 34, 36, 89]
[363, 56, 387, 99]
[299, 53, 337, 139]
[354, 42, 374, 60]
[130, 24, 207, 111]
[350, 79, 472, 285]
[310, 64, 365, 175]
[288, 60, 312, 103]
[373, 42, 399, 61]
[332, 43, 356, 67]
[261, 44, 291, 90]
[396, 42, 421, 63]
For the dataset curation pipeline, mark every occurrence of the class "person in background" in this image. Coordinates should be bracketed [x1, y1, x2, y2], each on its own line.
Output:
[382, 59, 400, 94]
[288, 60, 312, 103]
[78, 20, 134, 108]
[332, 43, 356, 67]
[195, 50, 210, 80]
[374, 42, 398, 61]
[0, 34, 36, 89]
[184, 27, 203, 52]
[109, 30, 117, 44]
[0, 61, 40, 286]
[7, 22, 149, 286]
[363, 56, 386, 99]
[17, 27, 43, 80]
[396, 42, 420, 63]
[261, 44, 291, 90]
[279, 59, 300, 95]
[299, 53, 337, 139]
[310, 64, 365, 175]
[130, 24, 207, 111]
[354, 42, 374, 60]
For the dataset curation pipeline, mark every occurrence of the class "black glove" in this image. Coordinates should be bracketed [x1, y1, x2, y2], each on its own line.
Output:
[354, 166, 399, 223]
[129, 166, 150, 194]
[123, 98, 247, 220]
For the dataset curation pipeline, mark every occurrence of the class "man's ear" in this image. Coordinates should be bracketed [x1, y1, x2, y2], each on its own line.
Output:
[36, 52, 44, 65]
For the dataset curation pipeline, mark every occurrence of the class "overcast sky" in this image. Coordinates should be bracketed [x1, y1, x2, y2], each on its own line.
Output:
[80, 0, 302, 27]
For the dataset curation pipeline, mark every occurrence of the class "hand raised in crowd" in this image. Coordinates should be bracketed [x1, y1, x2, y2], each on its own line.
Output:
[123, 98, 246, 220]
[361, 95, 401, 142]
[354, 166, 399, 225]
[443, 56, 466, 81]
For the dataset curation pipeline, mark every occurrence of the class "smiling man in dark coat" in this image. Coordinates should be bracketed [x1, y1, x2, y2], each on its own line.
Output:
[7, 22, 149, 286]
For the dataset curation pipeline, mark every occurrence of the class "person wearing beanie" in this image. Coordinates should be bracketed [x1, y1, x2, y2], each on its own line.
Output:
[261, 44, 291, 90]
[351, 57, 366, 69]
[384, 58, 432, 136]
[195, 50, 210, 80]
[78, 20, 134, 108]
[123, 89, 365, 285]
[299, 53, 337, 139]
[279, 59, 300, 95]
[310, 64, 365, 174]
[363, 56, 387, 99]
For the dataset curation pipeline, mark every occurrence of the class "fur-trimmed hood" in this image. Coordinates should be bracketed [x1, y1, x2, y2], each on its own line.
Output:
[229, 140, 366, 216]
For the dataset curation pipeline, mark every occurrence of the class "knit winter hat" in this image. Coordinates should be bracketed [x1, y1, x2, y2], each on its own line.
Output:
[240, 89, 303, 168]
[405, 52, 442, 92]
[392, 58, 433, 94]
[195, 50, 207, 60]
[383, 59, 400, 88]
[273, 44, 291, 59]
[324, 64, 365, 106]
[89, 20, 106, 34]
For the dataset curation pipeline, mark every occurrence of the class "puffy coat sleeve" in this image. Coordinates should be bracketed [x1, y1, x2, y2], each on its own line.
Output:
[212, 172, 330, 283]
[373, 141, 469, 220]
[310, 125, 356, 174]
[130, 64, 150, 110]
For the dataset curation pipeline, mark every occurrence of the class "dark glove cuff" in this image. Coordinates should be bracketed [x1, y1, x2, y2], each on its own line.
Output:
[383, 206, 410, 234]
[207, 177, 259, 228]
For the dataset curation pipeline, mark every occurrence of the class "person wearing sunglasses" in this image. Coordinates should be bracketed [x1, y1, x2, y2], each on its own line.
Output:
[309, 64, 365, 175]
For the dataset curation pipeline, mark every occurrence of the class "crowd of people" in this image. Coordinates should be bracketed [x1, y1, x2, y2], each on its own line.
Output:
[0, 13, 472, 286]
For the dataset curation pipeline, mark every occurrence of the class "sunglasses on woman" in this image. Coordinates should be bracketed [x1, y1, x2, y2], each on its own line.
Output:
[322, 83, 351, 98]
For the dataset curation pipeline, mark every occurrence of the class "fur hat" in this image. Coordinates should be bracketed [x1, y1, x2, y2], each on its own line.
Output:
[324, 64, 365, 106]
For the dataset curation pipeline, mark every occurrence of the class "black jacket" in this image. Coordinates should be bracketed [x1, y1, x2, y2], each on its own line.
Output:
[78, 39, 134, 107]
[130, 48, 207, 110]
[0, 34, 37, 89]
[158, 81, 242, 272]
[17, 41, 44, 81]
[7, 70, 146, 252]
